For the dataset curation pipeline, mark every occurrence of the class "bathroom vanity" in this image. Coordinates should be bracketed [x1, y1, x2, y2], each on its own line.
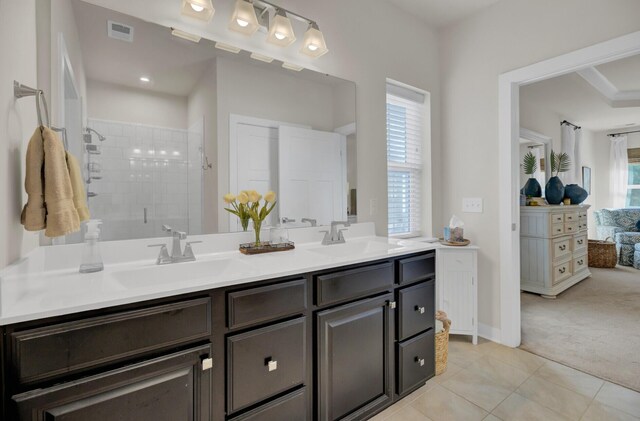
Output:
[0, 225, 438, 420]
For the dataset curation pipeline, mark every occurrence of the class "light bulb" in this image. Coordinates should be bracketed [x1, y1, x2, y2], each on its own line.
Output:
[275, 32, 286, 40]
[236, 18, 249, 27]
[190, 3, 204, 12]
[308, 44, 318, 51]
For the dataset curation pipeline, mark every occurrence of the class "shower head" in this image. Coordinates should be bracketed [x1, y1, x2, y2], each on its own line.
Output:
[85, 127, 106, 142]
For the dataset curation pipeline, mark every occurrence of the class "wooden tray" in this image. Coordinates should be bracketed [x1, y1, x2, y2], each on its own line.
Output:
[439, 238, 471, 247]
[239, 241, 295, 255]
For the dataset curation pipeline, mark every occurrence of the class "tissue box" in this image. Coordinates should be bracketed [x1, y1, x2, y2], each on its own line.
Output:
[451, 227, 464, 242]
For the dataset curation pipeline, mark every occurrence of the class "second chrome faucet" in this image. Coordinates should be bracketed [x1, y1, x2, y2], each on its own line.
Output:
[321, 221, 350, 245]
[148, 225, 201, 265]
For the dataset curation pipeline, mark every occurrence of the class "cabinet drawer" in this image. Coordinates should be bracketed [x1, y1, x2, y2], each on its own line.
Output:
[573, 254, 588, 273]
[397, 330, 434, 395]
[550, 213, 564, 224]
[398, 280, 435, 341]
[227, 317, 306, 413]
[564, 212, 579, 223]
[552, 259, 572, 285]
[551, 223, 564, 236]
[573, 234, 587, 252]
[11, 298, 211, 384]
[13, 345, 211, 421]
[316, 262, 394, 306]
[552, 238, 572, 261]
[229, 388, 306, 421]
[228, 279, 307, 329]
[564, 222, 579, 234]
[579, 211, 588, 219]
[398, 252, 436, 285]
[579, 222, 588, 231]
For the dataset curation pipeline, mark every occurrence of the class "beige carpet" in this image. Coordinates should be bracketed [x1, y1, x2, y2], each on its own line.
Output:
[520, 265, 640, 392]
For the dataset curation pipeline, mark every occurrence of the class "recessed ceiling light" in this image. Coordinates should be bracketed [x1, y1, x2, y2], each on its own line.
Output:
[215, 42, 241, 54]
[282, 62, 303, 71]
[170, 28, 201, 43]
[250, 52, 274, 63]
[139, 76, 151, 83]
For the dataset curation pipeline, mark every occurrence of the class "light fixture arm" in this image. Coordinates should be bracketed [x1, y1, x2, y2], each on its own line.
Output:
[254, 0, 315, 27]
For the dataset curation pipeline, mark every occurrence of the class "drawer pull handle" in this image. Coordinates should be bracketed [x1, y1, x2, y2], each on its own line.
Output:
[415, 306, 425, 314]
[388, 301, 397, 309]
[267, 359, 278, 372]
[577, 240, 583, 245]
[415, 357, 425, 367]
[559, 267, 566, 274]
[559, 245, 566, 251]
[578, 260, 584, 265]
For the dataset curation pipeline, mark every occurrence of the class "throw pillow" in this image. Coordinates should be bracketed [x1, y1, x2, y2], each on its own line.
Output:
[599, 209, 615, 226]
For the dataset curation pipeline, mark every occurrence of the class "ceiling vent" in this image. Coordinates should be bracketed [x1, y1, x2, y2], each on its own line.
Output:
[107, 20, 134, 42]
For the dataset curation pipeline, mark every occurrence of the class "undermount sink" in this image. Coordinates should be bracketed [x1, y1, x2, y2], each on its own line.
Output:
[306, 240, 403, 258]
[113, 258, 254, 288]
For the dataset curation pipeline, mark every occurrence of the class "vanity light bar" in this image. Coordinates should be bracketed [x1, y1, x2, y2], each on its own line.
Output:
[282, 62, 303, 71]
[171, 27, 201, 43]
[215, 42, 241, 53]
[250, 52, 274, 63]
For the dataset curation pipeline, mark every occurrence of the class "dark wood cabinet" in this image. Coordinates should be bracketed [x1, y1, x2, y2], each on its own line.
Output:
[317, 294, 394, 421]
[12, 345, 212, 421]
[2, 251, 438, 421]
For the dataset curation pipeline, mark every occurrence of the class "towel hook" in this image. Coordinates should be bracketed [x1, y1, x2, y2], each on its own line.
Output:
[14, 80, 50, 127]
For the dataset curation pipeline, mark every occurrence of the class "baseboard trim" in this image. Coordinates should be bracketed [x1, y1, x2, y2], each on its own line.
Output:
[478, 323, 501, 344]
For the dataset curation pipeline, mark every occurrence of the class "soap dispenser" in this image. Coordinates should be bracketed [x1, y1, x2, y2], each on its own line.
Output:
[79, 219, 104, 273]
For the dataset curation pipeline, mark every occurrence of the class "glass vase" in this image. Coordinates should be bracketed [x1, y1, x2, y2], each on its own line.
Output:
[253, 219, 262, 246]
[240, 217, 250, 232]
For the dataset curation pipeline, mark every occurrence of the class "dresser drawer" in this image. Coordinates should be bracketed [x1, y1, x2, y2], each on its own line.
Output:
[573, 254, 588, 273]
[397, 330, 434, 395]
[564, 212, 579, 223]
[564, 222, 579, 234]
[229, 388, 306, 421]
[227, 317, 306, 413]
[551, 223, 564, 236]
[550, 213, 564, 224]
[11, 298, 211, 384]
[228, 279, 307, 329]
[579, 222, 588, 231]
[552, 238, 572, 261]
[573, 234, 587, 252]
[316, 262, 394, 306]
[398, 252, 436, 285]
[397, 280, 435, 341]
[579, 211, 588, 219]
[552, 259, 572, 285]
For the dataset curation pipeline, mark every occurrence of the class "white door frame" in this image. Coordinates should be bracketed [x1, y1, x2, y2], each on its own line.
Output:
[499, 30, 640, 347]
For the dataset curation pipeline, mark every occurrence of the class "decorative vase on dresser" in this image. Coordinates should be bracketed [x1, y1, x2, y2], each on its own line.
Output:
[520, 205, 590, 298]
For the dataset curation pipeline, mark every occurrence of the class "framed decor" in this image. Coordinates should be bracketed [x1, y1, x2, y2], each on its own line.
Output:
[582, 166, 592, 195]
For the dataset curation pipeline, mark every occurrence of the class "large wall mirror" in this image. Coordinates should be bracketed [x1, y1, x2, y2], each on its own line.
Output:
[42, 0, 357, 243]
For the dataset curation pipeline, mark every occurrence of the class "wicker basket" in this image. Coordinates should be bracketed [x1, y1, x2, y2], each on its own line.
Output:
[435, 312, 451, 376]
[588, 238, 617, 268]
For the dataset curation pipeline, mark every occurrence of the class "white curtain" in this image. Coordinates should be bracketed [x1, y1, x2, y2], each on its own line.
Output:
[573, 128, 582, 186]
[610, 135, 628, 209]
[560, 124, 576, 184]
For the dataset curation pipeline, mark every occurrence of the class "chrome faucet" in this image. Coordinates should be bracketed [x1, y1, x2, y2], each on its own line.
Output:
[301, 218, 317, 227]
[148, 225, 201, 265]
[321, 221, 351, 245]
[281, 217, 296, 224]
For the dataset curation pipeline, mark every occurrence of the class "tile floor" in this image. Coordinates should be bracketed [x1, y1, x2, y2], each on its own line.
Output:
[369, 336, 640, 421]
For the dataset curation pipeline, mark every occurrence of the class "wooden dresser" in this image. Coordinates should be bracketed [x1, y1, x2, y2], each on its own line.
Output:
[520, 205, 590, 298]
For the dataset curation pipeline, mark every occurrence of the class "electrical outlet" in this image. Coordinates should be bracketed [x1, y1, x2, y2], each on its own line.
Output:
[462, 197, 483, 213]
[370, 198, 377, 216]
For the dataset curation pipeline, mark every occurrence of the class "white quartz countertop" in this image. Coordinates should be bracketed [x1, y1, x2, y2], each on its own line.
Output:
[0, 223, 449, 325]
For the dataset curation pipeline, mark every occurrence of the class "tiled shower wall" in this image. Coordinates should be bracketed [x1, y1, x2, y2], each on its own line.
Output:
[86, 118, 202, 241]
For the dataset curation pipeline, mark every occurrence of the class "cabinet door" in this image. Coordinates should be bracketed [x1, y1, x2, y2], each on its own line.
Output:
[12, 345, 211, 421]
[317, 294, 393, 421]
[441, 253, 474, 333]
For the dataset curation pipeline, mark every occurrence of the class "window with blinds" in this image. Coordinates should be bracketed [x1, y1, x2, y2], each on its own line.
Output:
[386, 83, 425, 236]
[628, 147, 640, 207]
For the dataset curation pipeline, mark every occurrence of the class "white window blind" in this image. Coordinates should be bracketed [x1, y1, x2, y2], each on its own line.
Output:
[387, 84, 425, 236]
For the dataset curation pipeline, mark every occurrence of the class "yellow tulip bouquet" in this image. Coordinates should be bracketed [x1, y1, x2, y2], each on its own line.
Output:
[224, 190, 277, 245]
